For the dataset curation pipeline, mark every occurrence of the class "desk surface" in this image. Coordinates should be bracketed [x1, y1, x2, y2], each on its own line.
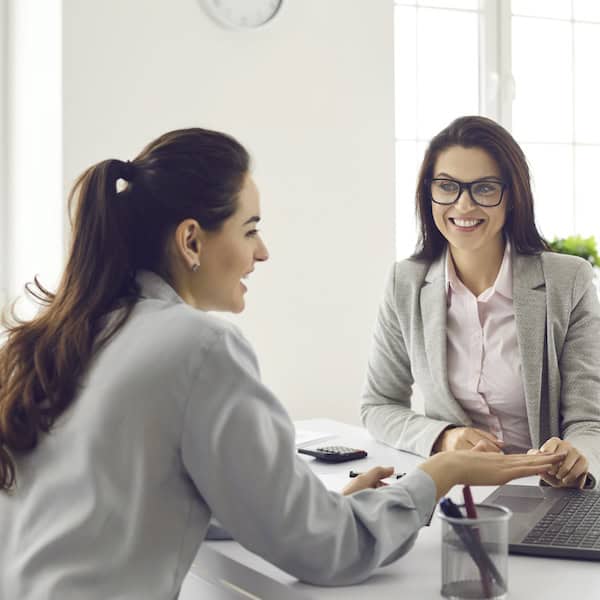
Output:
[186, 419, 600, 599]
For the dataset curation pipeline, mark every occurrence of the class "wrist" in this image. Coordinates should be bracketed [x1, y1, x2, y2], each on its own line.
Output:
[418, 452, 459, 500]
[432, 427, 452, 454]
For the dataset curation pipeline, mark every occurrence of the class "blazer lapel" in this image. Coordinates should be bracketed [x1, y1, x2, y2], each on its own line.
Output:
[421, 256, 470, 424]
[512, 253, 546, 447]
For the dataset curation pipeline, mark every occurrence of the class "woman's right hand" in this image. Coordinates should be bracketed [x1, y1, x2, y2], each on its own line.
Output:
[432, 426, 504, 453]
[418, 449, 567, 500]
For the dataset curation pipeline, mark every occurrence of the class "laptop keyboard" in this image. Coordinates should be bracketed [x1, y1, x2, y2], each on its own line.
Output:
[523, 489, 600, 549]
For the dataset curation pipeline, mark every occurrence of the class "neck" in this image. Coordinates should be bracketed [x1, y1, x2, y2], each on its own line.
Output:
[449, 238, 506, 296]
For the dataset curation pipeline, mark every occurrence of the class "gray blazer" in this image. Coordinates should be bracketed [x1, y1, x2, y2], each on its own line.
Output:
[361, 251, 600, 488]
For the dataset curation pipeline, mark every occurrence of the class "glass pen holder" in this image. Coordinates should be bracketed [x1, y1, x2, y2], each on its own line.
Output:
[438, 503, 512, 600]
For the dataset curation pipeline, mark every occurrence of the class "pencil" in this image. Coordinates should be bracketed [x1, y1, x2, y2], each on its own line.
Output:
[463, 485, 493, 599]
[348, 470, 406, 479]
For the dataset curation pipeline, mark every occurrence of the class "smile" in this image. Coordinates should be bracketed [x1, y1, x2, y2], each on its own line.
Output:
[240, 271, 253, 292]
[449, 217, 485, 231]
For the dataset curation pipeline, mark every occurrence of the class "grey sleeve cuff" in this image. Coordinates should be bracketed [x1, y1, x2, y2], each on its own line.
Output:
[396, 468, 437, 525]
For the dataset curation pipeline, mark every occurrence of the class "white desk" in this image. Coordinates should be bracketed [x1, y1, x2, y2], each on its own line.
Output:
[183, 419, 600, 599]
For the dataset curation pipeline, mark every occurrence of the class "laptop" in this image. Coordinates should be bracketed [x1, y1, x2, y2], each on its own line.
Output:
[483, 484, 600, 560]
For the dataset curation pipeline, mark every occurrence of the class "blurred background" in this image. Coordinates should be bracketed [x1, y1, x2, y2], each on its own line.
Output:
[0, 0, 598, 424]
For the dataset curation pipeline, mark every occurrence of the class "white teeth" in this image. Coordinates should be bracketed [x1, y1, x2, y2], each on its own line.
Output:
[453, 218, 482, 227]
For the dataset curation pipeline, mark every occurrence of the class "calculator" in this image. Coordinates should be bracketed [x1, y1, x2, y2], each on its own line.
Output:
[297, 445, 368, 463]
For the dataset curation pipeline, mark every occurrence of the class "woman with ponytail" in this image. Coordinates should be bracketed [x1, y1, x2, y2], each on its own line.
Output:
[0, 128, 565, 599]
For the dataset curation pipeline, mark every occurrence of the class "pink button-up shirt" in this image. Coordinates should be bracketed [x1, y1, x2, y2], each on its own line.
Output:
[445, 241, 532, 451]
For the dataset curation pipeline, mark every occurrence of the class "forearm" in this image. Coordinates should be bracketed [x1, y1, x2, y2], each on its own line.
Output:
[361, 400, 455, 457]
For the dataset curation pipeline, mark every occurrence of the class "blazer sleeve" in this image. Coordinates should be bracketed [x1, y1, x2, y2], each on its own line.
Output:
[360, 265, 455, 457]
[559, 261, 600, 488]
[180, 327, 437, 586]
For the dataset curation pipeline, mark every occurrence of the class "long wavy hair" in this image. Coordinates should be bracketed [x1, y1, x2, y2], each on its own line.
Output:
[0, 128, 250, 491]
[413, 115, 549, 261]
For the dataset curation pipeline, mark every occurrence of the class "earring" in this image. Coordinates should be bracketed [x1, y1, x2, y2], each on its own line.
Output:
[191, 263, 200, 272]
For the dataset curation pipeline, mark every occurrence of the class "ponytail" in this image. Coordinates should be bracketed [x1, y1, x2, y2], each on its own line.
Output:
[0, 159, 138, 491]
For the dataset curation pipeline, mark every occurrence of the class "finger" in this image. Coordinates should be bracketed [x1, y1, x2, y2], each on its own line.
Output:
[538, 471, 563, 487]
[341, 465, 394, 495]
[365, 466, 394, 482]
[560, 456, 589, 487]
[555, 449, 582, 480]
[503, 464, 560, 482]
[527, 448, 540, 455]
[471, 439, 503, 453]
[508, 452, 567, 465]
[540, 440, 562, 473]
[539, 437, 562, 453]
[454, 437, 476, 451]
[469, 429, 504, 446]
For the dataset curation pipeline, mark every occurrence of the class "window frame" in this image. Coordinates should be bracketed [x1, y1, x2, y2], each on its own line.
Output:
[479, 0, 513, 128]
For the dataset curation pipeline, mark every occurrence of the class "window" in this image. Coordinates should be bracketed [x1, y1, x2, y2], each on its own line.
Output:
[395, 0, 481, 259]
[511, 0, 600, 240]
[394, 0, 600, 259]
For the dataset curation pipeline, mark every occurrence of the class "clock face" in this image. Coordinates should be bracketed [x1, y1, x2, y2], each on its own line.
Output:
[202, 0, 283, 30]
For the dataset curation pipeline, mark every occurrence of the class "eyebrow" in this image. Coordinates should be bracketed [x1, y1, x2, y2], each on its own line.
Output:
[243, 216, 261, 226]
[435, 172, 502, 181]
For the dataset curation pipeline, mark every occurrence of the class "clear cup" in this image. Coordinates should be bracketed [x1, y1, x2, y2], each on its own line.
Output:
[438, 503, 512, 600]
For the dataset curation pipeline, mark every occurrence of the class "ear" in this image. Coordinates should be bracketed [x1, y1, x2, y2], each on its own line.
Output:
[172, 219, 204, 271]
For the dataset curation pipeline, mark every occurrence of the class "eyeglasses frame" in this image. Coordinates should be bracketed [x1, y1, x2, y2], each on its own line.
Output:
[428, 177, 508, 208]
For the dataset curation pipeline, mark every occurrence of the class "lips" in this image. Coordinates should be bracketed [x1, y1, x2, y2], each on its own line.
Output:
[449, 217, 485, 231]
[240, 269, 253, 292]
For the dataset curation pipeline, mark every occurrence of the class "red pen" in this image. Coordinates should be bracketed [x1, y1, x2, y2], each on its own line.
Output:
[462, 485, 493, 599]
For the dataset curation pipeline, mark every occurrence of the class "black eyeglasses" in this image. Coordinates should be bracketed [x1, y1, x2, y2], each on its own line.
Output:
[429, 178, 508, 207]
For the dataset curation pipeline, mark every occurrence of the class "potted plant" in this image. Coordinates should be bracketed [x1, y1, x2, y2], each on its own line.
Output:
[548, 235, 600, 294]
[548, 235, 600, 267]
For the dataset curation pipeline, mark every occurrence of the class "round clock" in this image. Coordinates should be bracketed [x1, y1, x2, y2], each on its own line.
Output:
[202, 0, 284, 30]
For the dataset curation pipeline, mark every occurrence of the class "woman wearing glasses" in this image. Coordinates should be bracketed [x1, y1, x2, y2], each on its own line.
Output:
[361, 115, 600, 490]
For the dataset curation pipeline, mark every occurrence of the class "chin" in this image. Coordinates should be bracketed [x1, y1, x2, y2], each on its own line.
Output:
[231, 298, 246, 314]
[448, 235, 485, 252]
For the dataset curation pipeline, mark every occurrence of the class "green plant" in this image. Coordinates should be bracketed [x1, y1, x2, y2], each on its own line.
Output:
[548, 235, 600, 268]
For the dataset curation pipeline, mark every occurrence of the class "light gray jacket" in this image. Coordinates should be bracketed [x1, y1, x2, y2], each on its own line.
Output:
[0, 271, 436, 600]
[361, 251, 600, 488]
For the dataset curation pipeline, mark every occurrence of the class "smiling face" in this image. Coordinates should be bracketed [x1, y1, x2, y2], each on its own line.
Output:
[192, 173, 269, 313]
[431, 145, 508, 258]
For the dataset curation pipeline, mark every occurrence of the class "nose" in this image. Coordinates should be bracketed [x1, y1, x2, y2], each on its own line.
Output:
[255, 236, 269, 262]
[455, 187, 476, 211]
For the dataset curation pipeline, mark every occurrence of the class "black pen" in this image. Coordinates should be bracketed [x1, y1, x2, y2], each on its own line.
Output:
[348, 470, 406, 479]
[439, 498, 505, 594]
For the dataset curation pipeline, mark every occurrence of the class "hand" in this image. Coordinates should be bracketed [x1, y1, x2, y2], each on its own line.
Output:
[527, 437, 588, 489]
[342, 466, 394, 495]
[419, 449, 567, 500]
[432, 427, 504, 453]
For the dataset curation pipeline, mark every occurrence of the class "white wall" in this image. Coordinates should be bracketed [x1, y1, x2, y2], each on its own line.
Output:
[6, 0, 62, 316]
[60, 0, 395, 424]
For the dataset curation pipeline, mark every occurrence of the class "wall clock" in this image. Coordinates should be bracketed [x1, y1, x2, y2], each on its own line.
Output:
[202, 0, 284, 30]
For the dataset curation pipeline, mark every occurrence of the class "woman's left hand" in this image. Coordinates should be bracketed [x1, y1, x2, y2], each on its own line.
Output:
[342, 466, 395, 495]
[528, 437, 588, 489]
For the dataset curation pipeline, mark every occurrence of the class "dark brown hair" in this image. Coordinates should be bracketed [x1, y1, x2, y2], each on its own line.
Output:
[0, 128, 250, 491]
[413, 115, 549, 261]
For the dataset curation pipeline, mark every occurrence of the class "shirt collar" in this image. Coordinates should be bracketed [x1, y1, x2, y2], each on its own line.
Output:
[445, 239, 513, 300]
[135, 270, 185, 305]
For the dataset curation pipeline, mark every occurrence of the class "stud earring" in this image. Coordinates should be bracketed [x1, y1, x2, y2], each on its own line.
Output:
[191, 263, 200, 272]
